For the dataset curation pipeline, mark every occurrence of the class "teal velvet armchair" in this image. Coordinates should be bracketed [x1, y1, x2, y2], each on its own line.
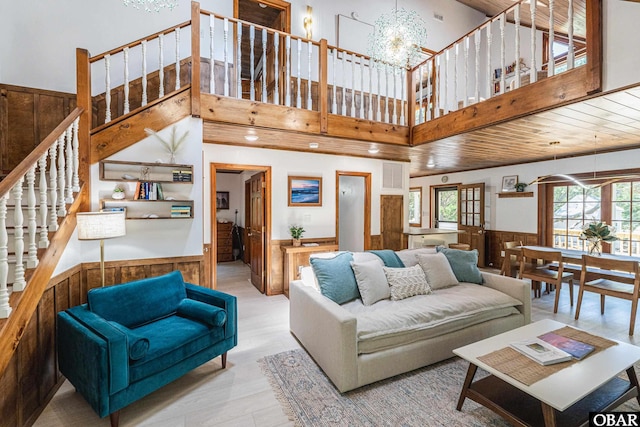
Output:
[57, 271, 237, 427]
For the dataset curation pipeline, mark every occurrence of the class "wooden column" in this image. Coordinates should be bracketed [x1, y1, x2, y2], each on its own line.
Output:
[585, 0, 602, 95]
[75, 48, 90, 210]
[191, 1, 201, 117]
[319, 39, 328, 133]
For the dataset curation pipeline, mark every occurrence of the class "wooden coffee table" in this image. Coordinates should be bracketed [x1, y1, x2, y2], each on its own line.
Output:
[454, 319, 640, 426]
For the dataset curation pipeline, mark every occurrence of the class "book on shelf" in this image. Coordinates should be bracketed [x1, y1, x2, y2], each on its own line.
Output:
[172, 170, 193, 182]
[170, 205, 192, 218]
[538, 332, 595, 360]
[509, 338, 572, 365]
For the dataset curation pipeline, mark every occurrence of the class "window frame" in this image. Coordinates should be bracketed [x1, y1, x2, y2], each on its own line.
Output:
[431, 184, 459, 229]
[409, 187, 422, 227]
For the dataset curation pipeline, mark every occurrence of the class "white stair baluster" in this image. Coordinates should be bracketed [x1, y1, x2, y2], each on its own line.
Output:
[249, 26, 255, 101]
[530, 0, 537, 83]
[359, 56, 365, 118]
[435, 55, 440, 118]
[142, 40, 148, 105]
[72, 118, 80, 192]
[464, 36, 469, 107]
[65, 127, 73, 203]
[351, 54, 356, 117]
[307, 40, 312, 110]
[211, 15, 216, 95]
[0, 194, 9, 318]
[384, 65, 390, 123]
[486, 24, 492, 99]
[57, 132, 66, 217]
[548, 0, 555, 77]
[454, 43, 458, 109]
[174, 27, 180, 90]
[341, 53, 347, 116]
[392, 69, 397, 125]
[262, 29, 268, 103]
[444, 50, 449, 114]
[368, 58, 373, 120]
[236, 23, 242, 99]
[48, 142, 58, 232]
[500, 13, 506, 94]
[12, 177, 26, 292]
[159, 34, 165, 97]
[38, 154, 49, 249]
[418, 65, 424, 124]
[273, 32, 280, 104]
[331, 49, 337, 114]
[427, 60, 432, 121]
[285, 36, 291, 107]
[26, 165, 38, 269]
[475, 30, 481, 103]
[567, 0, 574, 70]
[515, 4, 521, 89]
[224, 19, 229, 97]
[296, 39, 302, 109]
[105, 54, 111, 123]
[123, 47, 130, 114]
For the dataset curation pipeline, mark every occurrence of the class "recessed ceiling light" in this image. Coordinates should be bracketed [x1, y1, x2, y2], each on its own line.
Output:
[244, 134, 259, 142]
[426, 162, 435, 168]
[309, 142, 319, 149]
[368, 148, 380, 154]
[258, 2, 267, 7]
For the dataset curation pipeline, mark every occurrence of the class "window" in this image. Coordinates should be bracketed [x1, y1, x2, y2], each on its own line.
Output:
[435, 186, 458, 229]
[542, 34, 587, 74]
[543, 171, 640, 256]
[409, 187, 422, 227]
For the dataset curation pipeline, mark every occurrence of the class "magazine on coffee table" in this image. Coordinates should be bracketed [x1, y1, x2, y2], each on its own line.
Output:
[510, 338, 573, 365]
[538, 332, 595, 360]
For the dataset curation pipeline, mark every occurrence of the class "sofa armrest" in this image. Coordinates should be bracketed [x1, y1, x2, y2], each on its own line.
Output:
[481, 272, 531, 324]
[289, 280, 358, 392]
[57, 306, 129, 417]
[185, 283, 237, 343]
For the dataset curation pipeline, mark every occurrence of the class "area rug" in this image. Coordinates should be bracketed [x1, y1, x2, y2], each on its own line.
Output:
[259, 349, 640, 427]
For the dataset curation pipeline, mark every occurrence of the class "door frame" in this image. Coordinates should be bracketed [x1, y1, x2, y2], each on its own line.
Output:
[335, 171, 372, 250]
[210, 163, 272, 293]
[234, 0, 292, 33]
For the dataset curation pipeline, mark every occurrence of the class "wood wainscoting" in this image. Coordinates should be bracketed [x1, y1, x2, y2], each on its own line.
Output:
[0, 255, 206, 427]
[485, 230, 539, 270]
[270, 238, 336, 295]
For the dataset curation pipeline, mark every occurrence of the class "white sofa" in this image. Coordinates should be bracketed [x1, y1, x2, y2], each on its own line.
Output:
[289, 249, 531, 393]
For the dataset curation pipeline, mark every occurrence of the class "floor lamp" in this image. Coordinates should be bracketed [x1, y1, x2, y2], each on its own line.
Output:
[77, 211, 126, 287]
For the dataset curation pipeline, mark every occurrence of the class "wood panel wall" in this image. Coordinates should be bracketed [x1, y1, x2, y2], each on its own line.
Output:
[485, 230, 539, 270]
[0, 255, 205, 427]
[0, 84, 76, 174]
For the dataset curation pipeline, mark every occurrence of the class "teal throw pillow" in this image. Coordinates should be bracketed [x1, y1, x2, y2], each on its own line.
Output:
[108, 321, 150, 361]
[177, 299, 227, 327]
[310, 252, 360, 304]
[437, 247, 483, 284]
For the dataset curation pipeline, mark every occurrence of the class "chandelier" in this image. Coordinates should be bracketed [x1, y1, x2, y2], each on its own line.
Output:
[123, 0, 178, 12]
[368, 1, 428, 69]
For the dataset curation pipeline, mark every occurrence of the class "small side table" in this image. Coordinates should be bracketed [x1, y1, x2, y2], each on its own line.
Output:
[281, 244, 338, 297]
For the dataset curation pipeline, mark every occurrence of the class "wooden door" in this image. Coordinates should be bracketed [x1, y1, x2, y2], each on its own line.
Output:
[247, 172, 265, 292]
[381, 195, 404, 250]
[458, 183, 486, 266]
[243, 180, 251, 264]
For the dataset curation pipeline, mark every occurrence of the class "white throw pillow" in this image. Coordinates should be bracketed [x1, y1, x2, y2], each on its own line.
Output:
[351, 260, 390, 305]
[383, 265, 431, 301]
[416, 252, 459, 290]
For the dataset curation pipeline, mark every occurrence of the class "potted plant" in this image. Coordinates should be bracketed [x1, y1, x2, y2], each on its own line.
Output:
[112, 186, 126, 200]
[289, 225, 305, 247]
[579, 220, 619, 256]
[514, 182, 528, 192]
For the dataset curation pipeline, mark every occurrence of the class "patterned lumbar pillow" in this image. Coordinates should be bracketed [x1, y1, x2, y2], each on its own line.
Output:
[383, 265, 431, 301]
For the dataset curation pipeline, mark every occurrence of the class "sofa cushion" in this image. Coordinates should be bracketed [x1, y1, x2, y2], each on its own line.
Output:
[177, 299, 227, 327]
[88, 271, 187, 328]
[107, 321, 150, 361]
[351, 260, 390, 306]
[129, 315, 225, 382]
[311, 252, 360, 304]
[383, 265, 431, 301]
[395, 248, 438, 267]
[437, 247, 483, 284]
[416, 252, 459, 289]
[368, 250, 404, 267]
[340, 284, 523, 354]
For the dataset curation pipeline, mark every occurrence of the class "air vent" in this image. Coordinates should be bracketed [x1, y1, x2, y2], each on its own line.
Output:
[383, 163, 403, 189]
[433, 13, 444, 22]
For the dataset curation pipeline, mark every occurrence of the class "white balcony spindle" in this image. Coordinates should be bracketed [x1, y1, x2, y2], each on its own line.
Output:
[464, 37, 469, 108]
[331, 49, 337, 114]
[548, 0, 555, 77]
[530, 1, 537, 83]
[400, 69, 406, 126]
[72, 118, 80, 192]
[285, 36, 291, 107]
[0, 194, 9, 318]
[236, 23, 242, 98]
[57, 133, 66, 217]
[567, 0, 575, 70]
[307, 41, 312, 110]
[368, 58, 373, 120]
[65, 127, 73, 203]
[210, 15, 216, 95]
[341, 53, 347, 115]
[141, 40, 148, 106]
[392, 69, 397, 125]
[12, 177, 26, 291]
[123, 47, 130, 114]
[249, 26, 255, 101]
[500, 13, 506, 94]
[435, 55, 441, 118]
[174, 28, 180, 90]
[444, 50, 449, 115]
[515, 4, 521, 89]
[475, 29, 481, 103]
[351, 54, 356, 117]
[454, 43, 458, 109]
[486, 24, 492, 99]
[263, 30, 268, 103]
[159, 34, 165, 97]
[376, 62, 382, 121]
[360, 56, 365, 118]
[274, 32, 280, 104]
[384, 65, 389, 123]
[223, 19, 229, 97]
[296, 39, 302, 109]
[105, 54, 111, 123]
[38, 154, 49, 249]
[26, 165, 38, 269]
[419, 65, 424, 124]
[48, 142, 58, 232]
[427, 60, 432, 121]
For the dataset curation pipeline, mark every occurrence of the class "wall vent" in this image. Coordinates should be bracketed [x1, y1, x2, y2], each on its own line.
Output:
[382, 163, 403, 189]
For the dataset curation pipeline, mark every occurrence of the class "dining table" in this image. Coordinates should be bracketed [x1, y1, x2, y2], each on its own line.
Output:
[501, 245, 638, 297]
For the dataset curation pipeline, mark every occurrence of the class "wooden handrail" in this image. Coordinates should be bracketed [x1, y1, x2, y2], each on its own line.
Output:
[89, 20, 192, 63]
[0, 107, 83, 198]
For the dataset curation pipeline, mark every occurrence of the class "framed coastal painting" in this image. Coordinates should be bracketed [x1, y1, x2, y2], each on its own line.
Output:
[288, 176, 322, 207]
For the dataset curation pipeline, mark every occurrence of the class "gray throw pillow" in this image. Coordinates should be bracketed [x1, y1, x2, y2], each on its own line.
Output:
[383, 265, 431, 301]
[416, 252, 459, 290]
[351, 259, 390, 305]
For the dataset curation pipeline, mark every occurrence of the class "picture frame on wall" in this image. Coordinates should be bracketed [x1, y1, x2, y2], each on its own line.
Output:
[216, 191, 230, 210]
[288, 176, 322, 207]
[502, 175, 518, 192]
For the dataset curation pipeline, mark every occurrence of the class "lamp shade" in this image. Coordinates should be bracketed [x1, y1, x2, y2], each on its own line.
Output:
[77, 212, 126, 240]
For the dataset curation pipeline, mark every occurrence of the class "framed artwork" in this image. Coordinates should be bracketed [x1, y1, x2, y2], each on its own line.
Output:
[288, 176, 322, 207]
[502, 175, 518, 192]
[216, 191, 230, 210]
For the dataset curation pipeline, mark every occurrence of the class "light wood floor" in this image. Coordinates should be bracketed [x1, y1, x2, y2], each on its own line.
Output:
[34, 262, 640, 426]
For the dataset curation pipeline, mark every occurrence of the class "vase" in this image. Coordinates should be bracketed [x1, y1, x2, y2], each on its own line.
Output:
[292, 238, 301, 247]
[588, 239, 602, 256]
[169, 153, 177, 164]
[112, 191, 125, 200]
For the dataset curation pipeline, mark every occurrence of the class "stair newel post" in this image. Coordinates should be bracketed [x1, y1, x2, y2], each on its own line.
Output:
[12, 176, 26, 292]
[191, 1, 201, 117]
[76, 48, 91, 200]
[57, 131, 67, 218]
[48, 139, 59, 232]
[0, 194, 10, 318]
[38, 154, 49, 249]
[26, 165, 38, 269]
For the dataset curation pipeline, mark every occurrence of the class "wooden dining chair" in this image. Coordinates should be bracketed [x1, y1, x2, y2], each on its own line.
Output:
[518, 248, 574, 313]
[499, 241, 522, 277]
[575, 255, 640, 335]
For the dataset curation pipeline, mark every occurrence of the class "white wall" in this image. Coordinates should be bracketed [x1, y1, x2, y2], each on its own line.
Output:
[411, 147, 640, 234]
[338, 175, 366, 251]
[602, 0, 640, 92]
[215, 172, 245, 225]
[203, 142, 409, 244]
